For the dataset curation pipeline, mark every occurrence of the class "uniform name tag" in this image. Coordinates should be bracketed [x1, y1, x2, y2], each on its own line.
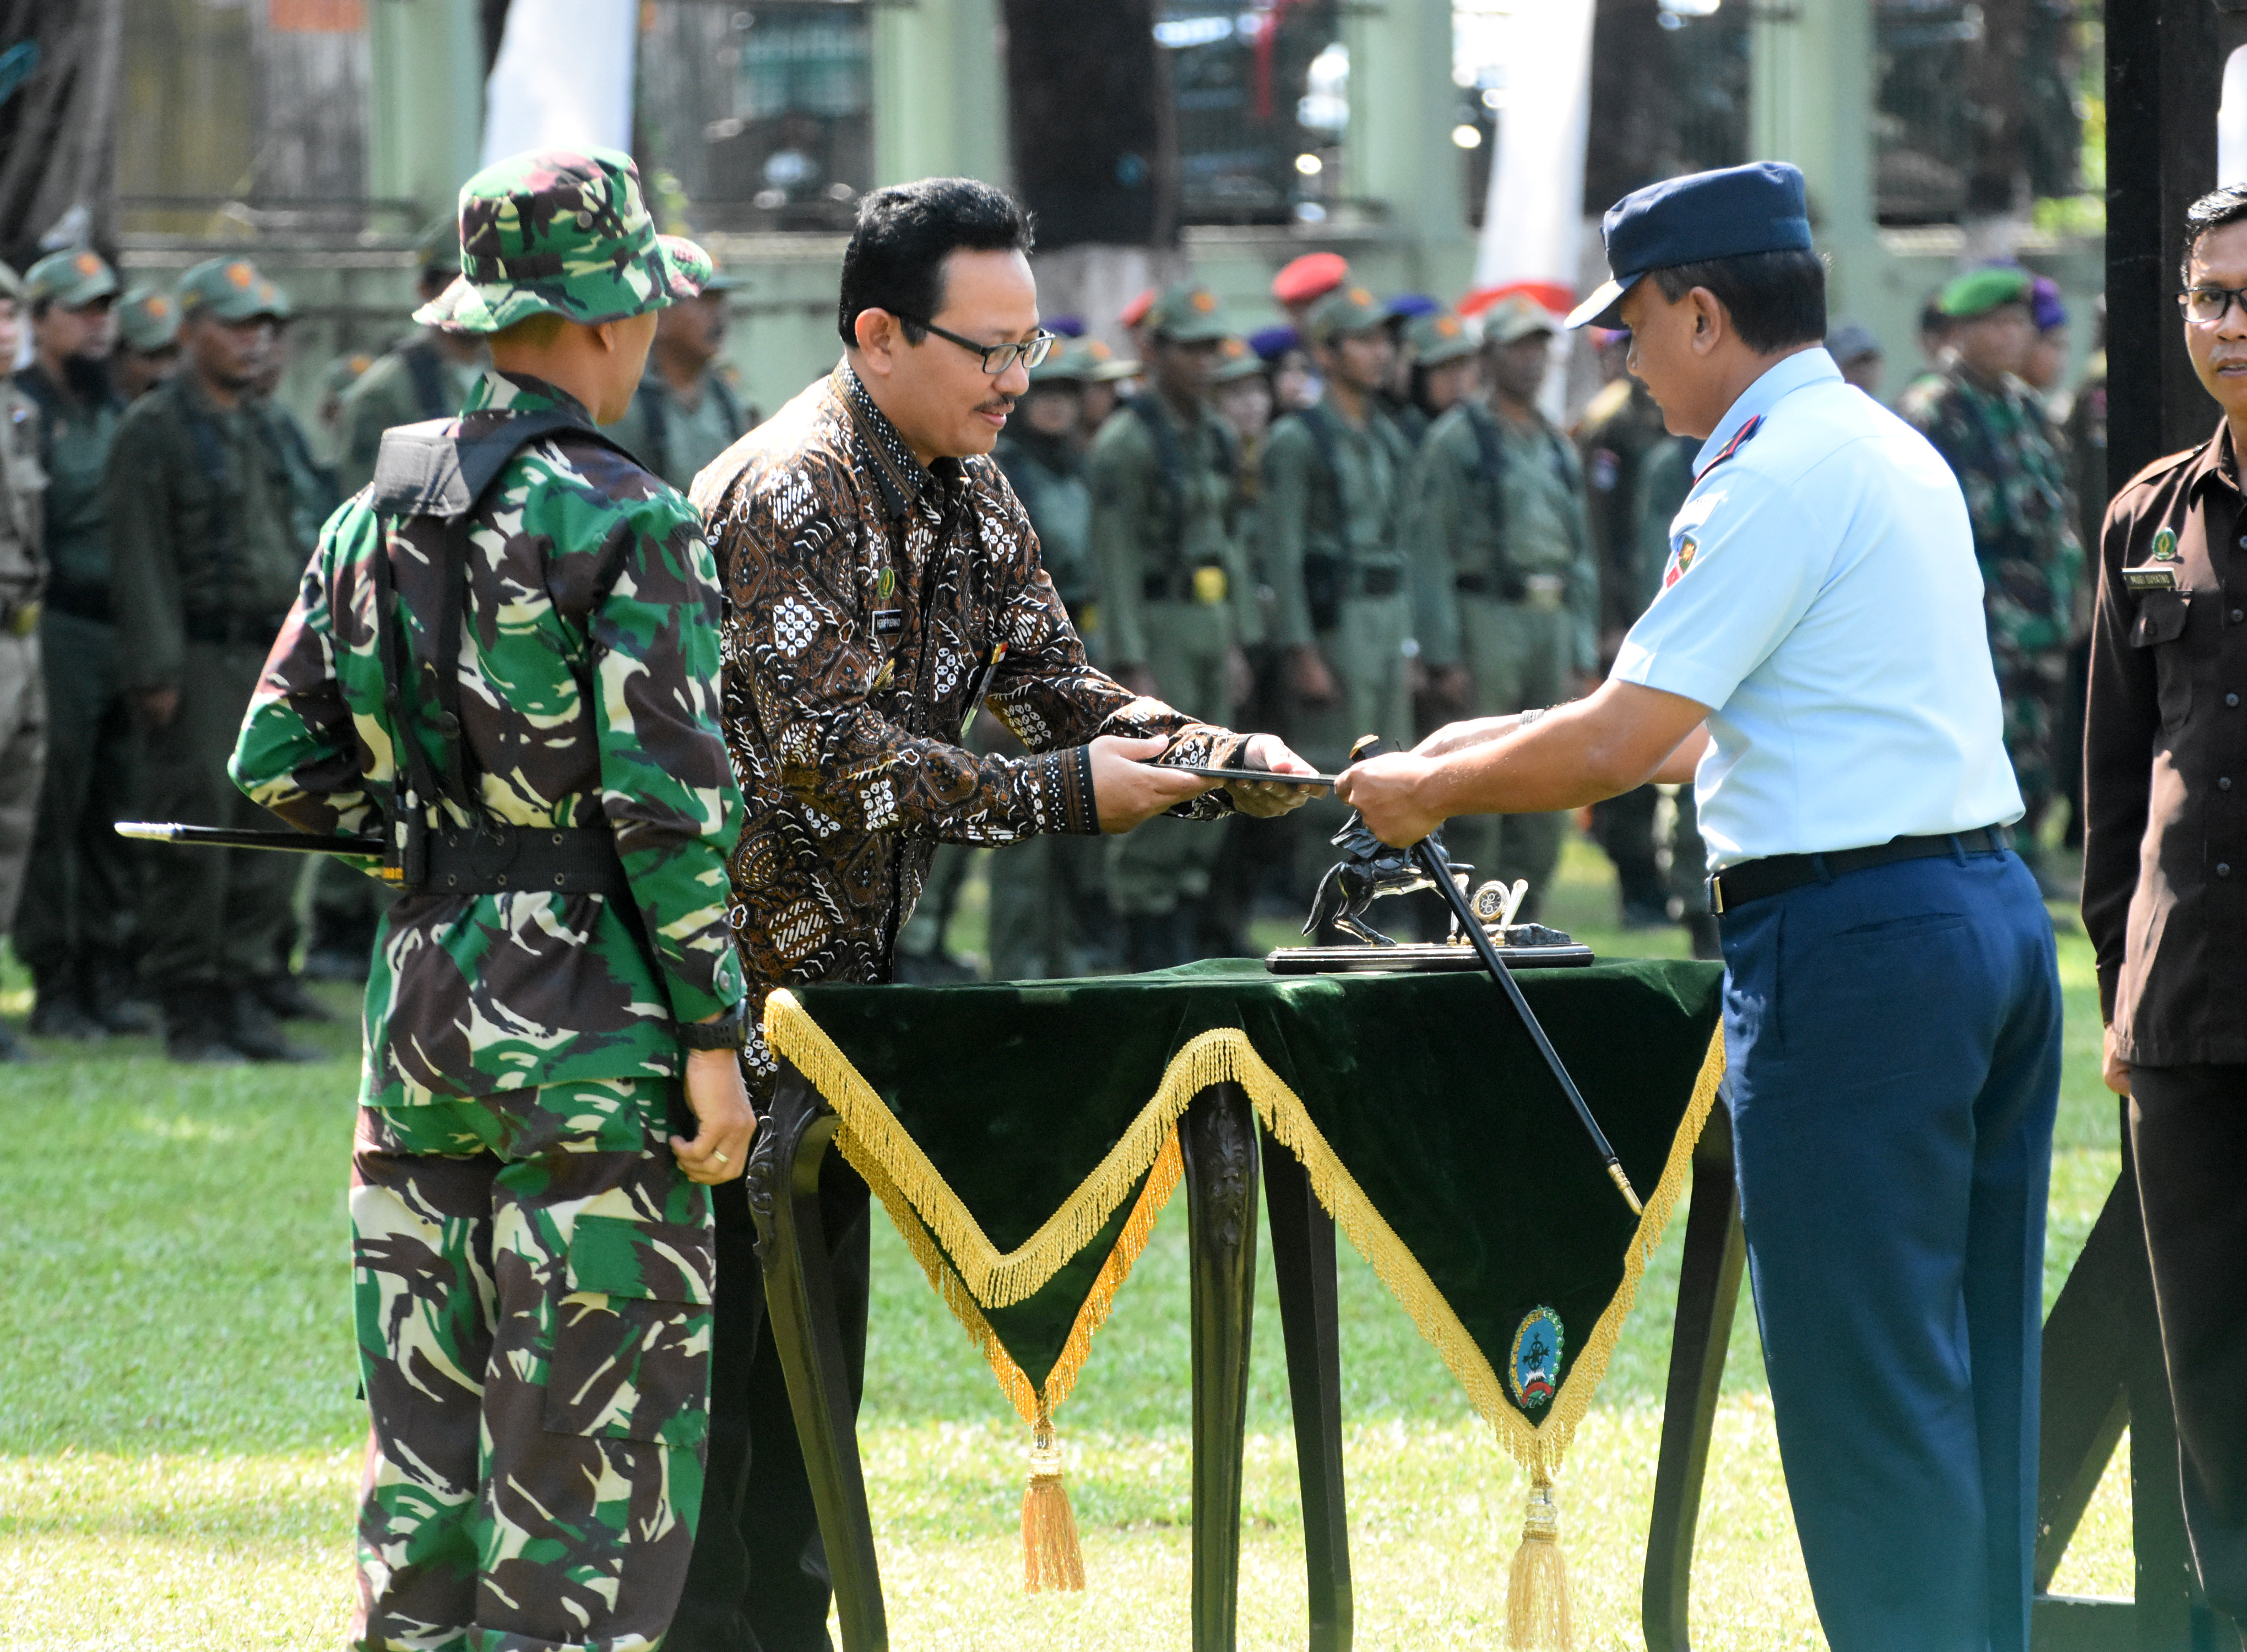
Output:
[2123, 564, 2180, 593]
[871, 608, 904, 637]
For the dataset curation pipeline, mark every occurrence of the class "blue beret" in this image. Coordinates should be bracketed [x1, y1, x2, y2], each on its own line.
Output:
[1567, 161, 1814, 330]
[1248, 324, 1302, 363]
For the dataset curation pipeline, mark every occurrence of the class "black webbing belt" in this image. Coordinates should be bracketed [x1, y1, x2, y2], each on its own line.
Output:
[417, 825, 634, 896]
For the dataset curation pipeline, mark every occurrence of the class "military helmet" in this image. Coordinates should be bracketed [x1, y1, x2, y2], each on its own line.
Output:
[414, 147, 712, 335]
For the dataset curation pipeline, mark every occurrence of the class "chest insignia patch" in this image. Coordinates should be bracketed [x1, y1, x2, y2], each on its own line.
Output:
[876, 565, 897, 600]
[1508, 1306, 1565, 1411]
[2152, 526, 2181, 562]
[1663, 534, 1698, 590]
[871, 607, 904, 639]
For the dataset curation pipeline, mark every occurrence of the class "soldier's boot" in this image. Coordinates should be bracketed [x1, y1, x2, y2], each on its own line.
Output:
[226, 988, 320, 1065]
[164, 987, 249, 1066]
[255, 971, 338, 1024]
[86, 955, 159, 1037]
[28, 967, 107, 1041]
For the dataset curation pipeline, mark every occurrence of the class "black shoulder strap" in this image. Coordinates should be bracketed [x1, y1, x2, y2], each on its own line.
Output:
[708, 371, 745, 442]
[1466, 403, 1510, 557]
[399, 340, 451, 422]
[631, 379, 671, 481]
[1136, 396, 1192, 558]
[1296, 404, 1349, 536]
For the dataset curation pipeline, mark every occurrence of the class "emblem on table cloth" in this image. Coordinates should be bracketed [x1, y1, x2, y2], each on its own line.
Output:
[1508, 1307, 1565, 1410]
[2153, 527, 2180, 562]
[1662, 534, 1698, 590]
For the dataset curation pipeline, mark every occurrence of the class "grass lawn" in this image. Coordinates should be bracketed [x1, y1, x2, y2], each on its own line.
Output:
[0, 835, 2136, 1648]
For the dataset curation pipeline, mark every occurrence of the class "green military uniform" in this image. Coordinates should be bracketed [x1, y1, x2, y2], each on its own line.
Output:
[1897, 269, 2083, 863]
[106, 258, 310, 1059]
[0, 262, 48, 1056]
[1092, 285, 1260, 965]
[1412, 305, 1597, 916]
[1265, 286, 1419, 769]
[230, 148, 742, 1651]
[14, 250, 144, 1037]
[605, 363, 753, 494]
[332, 330, 483, 497]
[983, 339, 1109, 979]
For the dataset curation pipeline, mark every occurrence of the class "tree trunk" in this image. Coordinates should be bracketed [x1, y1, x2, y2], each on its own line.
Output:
[1003, 0, 1176, 252]
[0, 0, 125, 269]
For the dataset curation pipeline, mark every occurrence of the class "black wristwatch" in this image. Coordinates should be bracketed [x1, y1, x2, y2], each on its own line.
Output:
[680, 1009, 747, 1051]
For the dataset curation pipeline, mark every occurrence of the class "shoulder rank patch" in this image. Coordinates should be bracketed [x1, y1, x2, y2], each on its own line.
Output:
[1662, 533, 1698, 590]
[1694, 413, 1763, 482]
[1508, 1306, 1565, 1410]
[2152, 526, 2181, 562]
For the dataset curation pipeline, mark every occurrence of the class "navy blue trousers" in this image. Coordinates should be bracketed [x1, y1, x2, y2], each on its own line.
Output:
[1718, 847, 2061, 1652]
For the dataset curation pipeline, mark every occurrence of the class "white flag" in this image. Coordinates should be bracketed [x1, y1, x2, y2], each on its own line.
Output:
[481, 0, 638, 167]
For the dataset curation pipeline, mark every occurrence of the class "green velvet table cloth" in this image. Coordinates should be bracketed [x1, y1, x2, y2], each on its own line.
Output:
[764, 954, 1726, 1471]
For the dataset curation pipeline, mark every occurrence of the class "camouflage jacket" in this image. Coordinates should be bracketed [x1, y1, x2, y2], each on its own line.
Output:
[1898, 362, 2083, 661]
[232, 369, 747, 1107]
[692, 364, 1249, 1088]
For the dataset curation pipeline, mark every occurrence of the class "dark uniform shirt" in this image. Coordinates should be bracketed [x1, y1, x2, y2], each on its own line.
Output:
[2083, 421, 2247, 1063]
[13, 363, 117, 616]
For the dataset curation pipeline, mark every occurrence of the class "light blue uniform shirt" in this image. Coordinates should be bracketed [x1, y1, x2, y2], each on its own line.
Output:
[1610, 348, 2022, 871]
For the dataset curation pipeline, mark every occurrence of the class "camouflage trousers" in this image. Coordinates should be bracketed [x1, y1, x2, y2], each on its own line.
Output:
[350, 1077, 714, 1652]
[1996, 653, 2067, 825]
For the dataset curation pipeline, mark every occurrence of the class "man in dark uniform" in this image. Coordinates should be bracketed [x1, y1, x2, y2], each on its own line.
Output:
[112, 286, 181, 402]
[605, 259, 756, 493]
[332, 226, 489, 497]
[15, 249, 149, 1039]
[2082, 181, 2247, 1649]
[106, 258, 314, 1064]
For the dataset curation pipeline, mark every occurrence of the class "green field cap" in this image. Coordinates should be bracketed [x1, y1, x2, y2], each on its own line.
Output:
[177, 257, 286, 323]
[1028, 339, 1099, 383]
[416, 147, 712, 335]
[25, 248, 118, 309]
[1212, 335, 1271, 382]
[1937, 266, 2033, 320]
[1407, 308, 1478, 366]
[1480, 295, 1558, 347]
[1304, 282, 1386, 342]
[117, 285, 181, 351]
[1142, 281, 1233, 344]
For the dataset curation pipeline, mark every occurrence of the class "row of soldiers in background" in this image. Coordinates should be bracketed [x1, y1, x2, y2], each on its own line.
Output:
[900, 250, 1705, 980]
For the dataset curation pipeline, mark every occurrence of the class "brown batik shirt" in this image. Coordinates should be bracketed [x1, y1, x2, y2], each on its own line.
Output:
[693, 363, 1250, 1086]
[2084, 419, 2247, 1066]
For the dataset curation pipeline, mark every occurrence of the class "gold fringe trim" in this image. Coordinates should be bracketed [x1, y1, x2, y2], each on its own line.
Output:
[763, 992, 1727, 1477]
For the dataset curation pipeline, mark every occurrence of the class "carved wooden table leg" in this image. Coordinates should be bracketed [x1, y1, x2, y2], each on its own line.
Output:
[750, 1060, 888, 1652]
[1182, 1080, 1260, 1652]
[1262, 1121, 1352, 1652]
[1641, 1102, 1745, 1652]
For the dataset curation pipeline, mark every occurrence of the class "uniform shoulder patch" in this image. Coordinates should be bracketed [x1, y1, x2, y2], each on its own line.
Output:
[1508, 1306, 1565, 1410]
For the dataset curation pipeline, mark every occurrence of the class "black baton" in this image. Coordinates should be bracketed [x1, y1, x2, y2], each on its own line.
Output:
[1347, 737, 1643, 1216]
[117, 821, 386, 856]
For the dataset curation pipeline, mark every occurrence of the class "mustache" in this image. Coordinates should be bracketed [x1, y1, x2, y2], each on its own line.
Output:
[976, 393, 1018, 414]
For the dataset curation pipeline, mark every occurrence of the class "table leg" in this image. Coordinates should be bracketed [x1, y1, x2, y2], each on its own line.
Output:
[1641, 1103, 1745, 1652]
[748, 1061, 888, 1652]
[1262, 1122, 1352, 1652]
[1183, 1080, 1260, 1652]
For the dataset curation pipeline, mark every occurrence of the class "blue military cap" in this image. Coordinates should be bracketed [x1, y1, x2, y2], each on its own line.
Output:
[1566, 161, 1814, 330]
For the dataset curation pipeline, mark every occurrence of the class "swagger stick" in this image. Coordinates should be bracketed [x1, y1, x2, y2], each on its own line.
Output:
[1348, 738, 1643, 1215]
[117, 821, 386, 856]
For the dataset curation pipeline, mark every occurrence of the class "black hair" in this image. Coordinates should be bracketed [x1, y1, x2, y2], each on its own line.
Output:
[2181, 183, 2247, 285]
[1647, 248, 1827, 355]
[837, 178, 1034, 350]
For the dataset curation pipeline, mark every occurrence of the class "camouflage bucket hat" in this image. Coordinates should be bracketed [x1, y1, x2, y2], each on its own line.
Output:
[117, 285, 181, 351]
[1143, 281, 1233, 344]
[177, 257, 285, 323]
[25, 248, 118, 309]
[416, 147, 712, 335]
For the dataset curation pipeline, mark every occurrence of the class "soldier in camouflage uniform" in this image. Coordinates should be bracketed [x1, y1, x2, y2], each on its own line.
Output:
[106, 258, 314, 1064]
[1093, 284, 1262, 968]
[1899, 266, 2082, 886]
[604, 259, 756, 493]
[230, 147, 752, 1652]
[0, 263, 48, 1059]
[1411, 296, 1597, 920]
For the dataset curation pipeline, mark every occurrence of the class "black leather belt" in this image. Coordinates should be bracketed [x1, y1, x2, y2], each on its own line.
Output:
[1707, 827, 2009, 916]
[400, 824, 633, 897]
[185, 612, 285, 648]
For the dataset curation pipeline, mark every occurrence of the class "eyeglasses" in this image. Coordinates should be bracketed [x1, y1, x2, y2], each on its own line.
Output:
[900, 316, 1056, 375]
[2181, 284, 2247, 325]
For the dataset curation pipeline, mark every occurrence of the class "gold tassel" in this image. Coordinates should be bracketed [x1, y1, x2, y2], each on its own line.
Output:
[1021, 1417, 1085, 1593]
[1505, 1469, 1571, 1650]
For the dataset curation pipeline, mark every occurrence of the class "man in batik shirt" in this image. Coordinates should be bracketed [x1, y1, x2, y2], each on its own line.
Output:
[674, 176, 1316, 1651]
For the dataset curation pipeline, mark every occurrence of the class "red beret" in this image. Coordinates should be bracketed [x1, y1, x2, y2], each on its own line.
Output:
[1272, 252, 1349, 310]
[1119, 287, 1157, 329]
